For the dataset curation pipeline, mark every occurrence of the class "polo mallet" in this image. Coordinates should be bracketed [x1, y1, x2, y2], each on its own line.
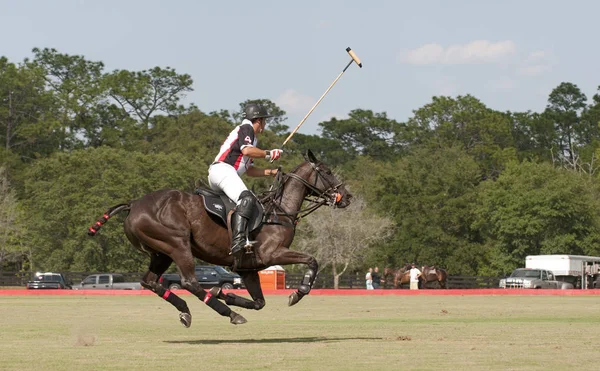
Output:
[281, 47, 363, 147]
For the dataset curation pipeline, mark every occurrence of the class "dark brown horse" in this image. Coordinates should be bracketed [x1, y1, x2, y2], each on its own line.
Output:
[87, 150, 351, 327]
[420, 266, 448, 289]
[383, 264, 411, 289]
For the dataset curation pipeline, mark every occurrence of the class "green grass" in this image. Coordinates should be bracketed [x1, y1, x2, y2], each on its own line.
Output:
[1, 294, 600, 371]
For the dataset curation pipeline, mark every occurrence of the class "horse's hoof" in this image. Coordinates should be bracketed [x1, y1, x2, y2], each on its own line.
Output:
[288, 291, 302, 306]
[229, 312, 247, 325]
[179, 312, 192, 328]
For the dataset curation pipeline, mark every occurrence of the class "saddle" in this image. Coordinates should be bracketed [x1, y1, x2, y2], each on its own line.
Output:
[424, 266, 436, 275]
[194, 187, 264, 234]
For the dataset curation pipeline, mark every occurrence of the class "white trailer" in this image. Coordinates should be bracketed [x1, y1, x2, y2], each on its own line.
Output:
[525, 255, 600, 289]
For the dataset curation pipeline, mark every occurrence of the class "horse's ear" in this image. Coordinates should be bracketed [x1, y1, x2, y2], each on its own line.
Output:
[303, 149, 319, 164]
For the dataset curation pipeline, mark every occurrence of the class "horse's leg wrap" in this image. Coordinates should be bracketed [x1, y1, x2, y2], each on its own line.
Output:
[182, 281, 246, 324]
[192, 287, 232, 317]
[143, 281, 189, 314]
[298, 269, 315, 295]
[158, 287, 190, 314]
[225, 293, 265, 310]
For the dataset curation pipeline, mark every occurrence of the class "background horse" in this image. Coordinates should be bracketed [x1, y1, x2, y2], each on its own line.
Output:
[420, 266, 448, 289]
[383, 264, 411, 289]
[87, 150, 351, 327]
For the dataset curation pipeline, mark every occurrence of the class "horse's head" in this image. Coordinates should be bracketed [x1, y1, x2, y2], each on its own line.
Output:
[299, 149, 352, 208]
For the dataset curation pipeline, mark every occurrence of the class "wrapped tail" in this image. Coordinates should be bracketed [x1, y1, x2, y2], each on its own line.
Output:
[87, 203, 130, 236]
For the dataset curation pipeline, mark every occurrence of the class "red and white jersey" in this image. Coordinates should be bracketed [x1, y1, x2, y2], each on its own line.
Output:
[214, 119, 257, 175]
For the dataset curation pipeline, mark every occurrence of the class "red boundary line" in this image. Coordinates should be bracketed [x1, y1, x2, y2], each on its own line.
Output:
[2, 289, 600, 296]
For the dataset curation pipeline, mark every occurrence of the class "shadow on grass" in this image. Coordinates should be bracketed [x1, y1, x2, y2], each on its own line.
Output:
[165, 336, 382, 344]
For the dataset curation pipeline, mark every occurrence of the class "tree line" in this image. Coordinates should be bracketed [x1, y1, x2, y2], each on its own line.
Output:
[1, 48, 600, 278]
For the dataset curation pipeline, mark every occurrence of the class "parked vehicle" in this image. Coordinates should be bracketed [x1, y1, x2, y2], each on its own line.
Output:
[525, 255, 600, 288]
[26, 272, 72, 290]
[159, 266, 242, 290]
[72, 273, 142, 290]
[499, 268, 574, 289]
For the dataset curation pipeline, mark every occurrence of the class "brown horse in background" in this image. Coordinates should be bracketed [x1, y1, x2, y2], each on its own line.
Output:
[420, 266, 448, 289]
[383, 264, 411, 289]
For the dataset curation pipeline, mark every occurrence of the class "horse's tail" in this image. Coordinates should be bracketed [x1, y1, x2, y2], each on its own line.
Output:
[87, 203, 131, 236]
[440, 268, 448, 279]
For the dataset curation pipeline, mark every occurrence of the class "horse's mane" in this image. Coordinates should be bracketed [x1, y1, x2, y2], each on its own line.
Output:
[258, 161, 311, 214]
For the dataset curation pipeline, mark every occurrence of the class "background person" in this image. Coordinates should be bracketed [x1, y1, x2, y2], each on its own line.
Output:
[409, 263, 422, 290]
[372, 266, 382, 289]
[365, 268, 374, 290]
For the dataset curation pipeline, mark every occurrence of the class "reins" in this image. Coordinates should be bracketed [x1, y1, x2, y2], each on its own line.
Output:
[260, 162, 342, 227]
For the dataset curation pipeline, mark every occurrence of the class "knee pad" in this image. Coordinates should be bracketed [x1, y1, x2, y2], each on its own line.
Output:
[237, 191, 256, 219]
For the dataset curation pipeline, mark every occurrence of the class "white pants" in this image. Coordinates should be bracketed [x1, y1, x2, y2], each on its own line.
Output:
[207, 162, 248, 203]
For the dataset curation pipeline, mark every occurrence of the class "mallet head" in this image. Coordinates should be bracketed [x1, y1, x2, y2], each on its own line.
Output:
[346, 47, 362, 68]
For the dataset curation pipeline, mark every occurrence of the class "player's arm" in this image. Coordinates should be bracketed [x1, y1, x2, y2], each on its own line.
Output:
[241, 146, 268, 159]
[245, 166, 278, 178]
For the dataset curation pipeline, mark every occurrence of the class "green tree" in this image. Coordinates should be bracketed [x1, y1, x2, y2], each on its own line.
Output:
[319, 109, 400, 160]
[505, 111, 556, 163]
[32, 47, 107, 150]
[286, 133, 348, 168]
[371, 146, 484, 274]
[544, 82, 588, 166]
[0, 56, 59, 161]
[473, 161, 600, 275]
[149, 108, 235, 170]
[0, 167, 27, 271]
[406, 95, 516, 178]
[579, 86, 600, 175]
[21, 147, 204, 272]
[104, 66, 193, 134]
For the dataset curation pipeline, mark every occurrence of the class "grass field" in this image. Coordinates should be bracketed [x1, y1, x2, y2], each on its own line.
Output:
[1, 294, 600, 371]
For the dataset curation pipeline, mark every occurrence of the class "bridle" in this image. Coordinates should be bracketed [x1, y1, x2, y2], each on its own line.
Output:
[260, 161, 344, 227]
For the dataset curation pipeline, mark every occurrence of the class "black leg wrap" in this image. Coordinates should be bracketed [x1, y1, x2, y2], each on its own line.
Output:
[168, 294, 190, 313]
[225, 293, 265, 310]
[298, 269, 314, 295]
[155, 285, 190, 313]
[193, 289, 231, 317]
[301, 270, 314, 286]
[204, 295, 232, 317]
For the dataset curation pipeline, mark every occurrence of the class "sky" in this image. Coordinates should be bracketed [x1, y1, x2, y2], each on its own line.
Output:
[1, 0, 598, 135]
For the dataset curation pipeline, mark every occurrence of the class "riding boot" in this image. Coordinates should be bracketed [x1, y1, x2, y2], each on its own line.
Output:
[230, 211, 249, 259]
[230, 190, 256, 270]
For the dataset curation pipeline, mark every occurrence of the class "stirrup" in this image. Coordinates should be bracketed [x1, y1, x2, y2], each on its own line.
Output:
[229, 247, 244, 256]
[244, 238, 256, 250]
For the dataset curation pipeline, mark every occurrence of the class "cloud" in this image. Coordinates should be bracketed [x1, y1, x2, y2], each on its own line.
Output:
[517, 50, 552, 77]
[399, 40, 517, 65]
[518, 65, 550, 76]
[433, 76, 459, 96]
[526, 50, 547, 61]
[490, 77, 515, 91]
[275, 89, 315, 114]
[315, 20, 330, 29]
